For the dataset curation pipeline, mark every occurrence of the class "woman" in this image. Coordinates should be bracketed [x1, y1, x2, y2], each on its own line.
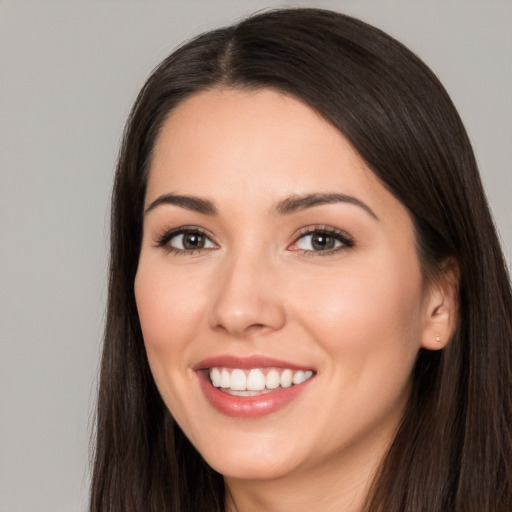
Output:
[90, 8, 512, 512]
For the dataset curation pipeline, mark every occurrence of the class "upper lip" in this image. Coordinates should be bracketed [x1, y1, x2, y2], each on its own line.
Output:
[193, 355, 314, 371]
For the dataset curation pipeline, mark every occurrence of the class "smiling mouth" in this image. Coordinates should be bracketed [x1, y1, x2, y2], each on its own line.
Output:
[208, 367, 315, 396]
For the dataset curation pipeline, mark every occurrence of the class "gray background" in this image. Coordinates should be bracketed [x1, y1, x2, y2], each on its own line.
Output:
[0, 1, 510, 511]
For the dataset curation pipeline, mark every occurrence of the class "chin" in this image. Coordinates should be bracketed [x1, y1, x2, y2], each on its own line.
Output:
[209, 457, 295, 481]
[197, 436, 302, 481]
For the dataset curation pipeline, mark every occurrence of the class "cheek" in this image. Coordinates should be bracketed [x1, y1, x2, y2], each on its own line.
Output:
[291, 253, 425, 365]
[134, 261, 208, 364]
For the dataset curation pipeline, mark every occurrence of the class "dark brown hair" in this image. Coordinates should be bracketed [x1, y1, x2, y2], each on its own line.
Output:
[90, 8, 512, 512]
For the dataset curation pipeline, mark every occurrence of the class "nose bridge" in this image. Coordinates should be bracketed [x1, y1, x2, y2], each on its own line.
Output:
[209, 243, 285, 336]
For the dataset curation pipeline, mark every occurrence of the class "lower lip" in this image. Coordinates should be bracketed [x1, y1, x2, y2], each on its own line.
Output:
[197, 371, 313, 418]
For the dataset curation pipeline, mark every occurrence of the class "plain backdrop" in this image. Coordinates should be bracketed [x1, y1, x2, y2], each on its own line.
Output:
[0, 1, 510, 511]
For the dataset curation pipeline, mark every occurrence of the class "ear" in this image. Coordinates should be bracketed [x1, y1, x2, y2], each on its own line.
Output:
[421, 258, 460, 351]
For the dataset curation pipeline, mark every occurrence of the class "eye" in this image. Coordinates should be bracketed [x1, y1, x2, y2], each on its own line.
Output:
[171, 231, 215, 250]
[289, 226, 354, 255]
[156, 227, 217, 254]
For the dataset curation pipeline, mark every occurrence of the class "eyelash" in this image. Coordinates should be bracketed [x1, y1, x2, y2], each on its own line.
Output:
[154, 226, 217, 256]
[290, 225, 355, 257]
[154, 225, 355, 257]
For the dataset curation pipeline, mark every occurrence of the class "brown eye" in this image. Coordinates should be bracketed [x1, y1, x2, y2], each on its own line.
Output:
[292, 228, 354, 254]
[162, 229, 216, 252]
[182, 232, 206, 250]
[310, 233, 336, 250]
[295, 232, 340, 251]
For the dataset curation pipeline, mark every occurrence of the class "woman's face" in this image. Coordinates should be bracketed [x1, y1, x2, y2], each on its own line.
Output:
[135, 88, 437, 483]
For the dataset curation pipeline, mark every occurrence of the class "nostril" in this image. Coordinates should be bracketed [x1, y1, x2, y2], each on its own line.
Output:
[248, 323, 267, 330]
[212, 322, 273, 336]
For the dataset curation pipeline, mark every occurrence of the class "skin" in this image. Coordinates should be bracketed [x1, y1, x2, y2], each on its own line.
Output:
[135, 88, 455, 512]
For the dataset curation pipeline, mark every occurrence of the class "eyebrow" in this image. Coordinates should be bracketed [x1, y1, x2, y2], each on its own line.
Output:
[144, 191, 378, 220]
[273, 193, 379, 220]
[144, 193, 218, 216]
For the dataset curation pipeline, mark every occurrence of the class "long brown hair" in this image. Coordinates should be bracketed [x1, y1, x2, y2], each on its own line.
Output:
[90, 8, 512, 511]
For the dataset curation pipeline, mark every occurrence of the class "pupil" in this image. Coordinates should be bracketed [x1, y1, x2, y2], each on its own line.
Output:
[183, 233, 204, 250]
[312, 234, 334, 250]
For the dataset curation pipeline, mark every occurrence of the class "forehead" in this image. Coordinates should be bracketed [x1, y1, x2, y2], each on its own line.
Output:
[149, 89, 367, 191]
[146, 88, 407, 227]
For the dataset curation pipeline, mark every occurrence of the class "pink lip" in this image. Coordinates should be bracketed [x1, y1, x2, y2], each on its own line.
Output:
[194, 355, 315, 418]
[194, 355, 311, 371]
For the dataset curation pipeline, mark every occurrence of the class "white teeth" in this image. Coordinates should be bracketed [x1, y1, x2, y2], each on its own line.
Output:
[292, 370, 306, 385]
[280, 369, 293, 388]
[210, 367, 221, 387]
[265, 369, 280, 389]
[247, 369, 266, 391]
[208, 366, 314, 392]
[230, 369, 246, 390]
[220, 368, 230, 388]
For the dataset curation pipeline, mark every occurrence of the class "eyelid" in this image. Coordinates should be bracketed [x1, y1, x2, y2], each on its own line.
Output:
[154, 225, 218, 254]
[153, 223, 354, 256]
[288, 225, 355, 255]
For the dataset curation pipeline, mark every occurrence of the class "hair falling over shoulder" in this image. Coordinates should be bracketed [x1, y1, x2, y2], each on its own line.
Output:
[90, 8, 512, 512]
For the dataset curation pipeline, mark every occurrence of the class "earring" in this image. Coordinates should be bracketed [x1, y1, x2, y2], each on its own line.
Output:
[435, 335, 441, 343]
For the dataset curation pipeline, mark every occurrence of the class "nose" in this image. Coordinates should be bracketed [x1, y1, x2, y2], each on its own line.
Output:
[208, 250, 286, 337]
